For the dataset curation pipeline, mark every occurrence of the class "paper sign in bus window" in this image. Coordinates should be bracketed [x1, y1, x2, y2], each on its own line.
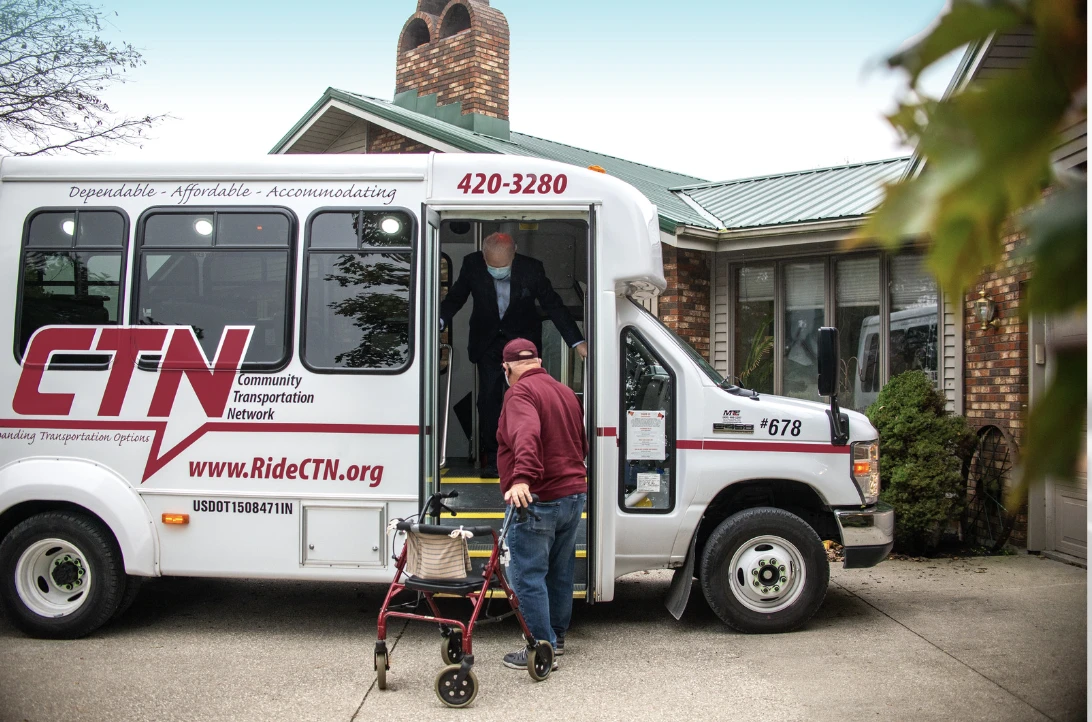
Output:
[636, 471, 662, 493]
[627, 409, 666, 461]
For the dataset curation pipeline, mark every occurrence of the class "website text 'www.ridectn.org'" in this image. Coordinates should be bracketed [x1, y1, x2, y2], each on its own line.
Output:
[187, 457, 384, 486]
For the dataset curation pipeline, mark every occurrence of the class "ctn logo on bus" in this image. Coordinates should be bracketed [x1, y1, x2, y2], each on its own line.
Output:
[13, 325, 252, 419]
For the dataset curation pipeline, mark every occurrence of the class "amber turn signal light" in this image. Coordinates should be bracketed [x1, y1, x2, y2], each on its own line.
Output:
[162, 513, 190, 525]
[852, 461, 871, 477]
[588, 164, 606, 173]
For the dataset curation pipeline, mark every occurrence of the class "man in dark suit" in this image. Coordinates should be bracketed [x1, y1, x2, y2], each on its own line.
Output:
[441, 232, 586, 477]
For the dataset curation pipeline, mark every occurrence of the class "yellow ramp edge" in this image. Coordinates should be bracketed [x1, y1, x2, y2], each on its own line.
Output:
[442, 477, 499, 484]
[438, 589, 587, 599]
[469, 549, 586, 559]
[441, 512, 587, 520]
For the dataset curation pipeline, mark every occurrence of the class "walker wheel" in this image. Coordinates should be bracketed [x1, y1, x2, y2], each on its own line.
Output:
[375, 651, 389, 690]
[527, 640, 554, 682]
[435, 664, 478, 708]
[440, 632, 465, 665]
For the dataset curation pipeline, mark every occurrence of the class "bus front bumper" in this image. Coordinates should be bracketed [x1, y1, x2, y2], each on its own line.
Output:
[835, 502, 894, 569]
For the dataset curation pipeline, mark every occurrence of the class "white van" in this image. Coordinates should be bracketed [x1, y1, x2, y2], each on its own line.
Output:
[854, 305, 939, 409]
[0, 154, 892, 639]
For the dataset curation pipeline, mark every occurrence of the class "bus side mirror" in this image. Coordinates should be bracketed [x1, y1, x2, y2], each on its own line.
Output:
[817, 327, 839, 398]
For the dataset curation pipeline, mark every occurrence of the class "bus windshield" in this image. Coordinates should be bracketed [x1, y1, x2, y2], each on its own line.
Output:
[629, 298, 734, 389]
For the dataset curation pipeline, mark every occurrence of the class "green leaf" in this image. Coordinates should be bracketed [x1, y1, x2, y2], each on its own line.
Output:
[888, 0, 1027, 87]
[1020, 177, 1088, 315]
[851, 174, 936, 247]
[860, 48, 1068, 297]
[1030, 0, 1087, 94]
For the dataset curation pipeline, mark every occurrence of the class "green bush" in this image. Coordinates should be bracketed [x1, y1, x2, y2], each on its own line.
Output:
[867, 371, 976, 553]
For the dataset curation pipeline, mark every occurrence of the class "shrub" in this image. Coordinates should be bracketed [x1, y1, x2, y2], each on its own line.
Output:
[867, 371, 976, 553]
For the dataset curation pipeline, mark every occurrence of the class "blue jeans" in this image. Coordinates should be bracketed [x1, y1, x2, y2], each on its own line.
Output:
[505, 493, 586, 648]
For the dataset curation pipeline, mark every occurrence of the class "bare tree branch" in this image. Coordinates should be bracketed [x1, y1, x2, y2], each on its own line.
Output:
[0, 0, 166, 155]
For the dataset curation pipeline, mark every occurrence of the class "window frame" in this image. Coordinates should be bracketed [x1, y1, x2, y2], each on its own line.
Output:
[618, 325, 678, 515]
[13, 206, 130, 362]
[131, 205, 298, 373]
[300, 206, 418, 375]
[726, 247, 942, 401]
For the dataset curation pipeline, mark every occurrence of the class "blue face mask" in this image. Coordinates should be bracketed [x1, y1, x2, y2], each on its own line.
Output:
[487, 264, 512, 280]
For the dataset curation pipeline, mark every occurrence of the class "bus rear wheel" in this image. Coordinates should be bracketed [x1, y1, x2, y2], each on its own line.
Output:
[0, 511, 125, 639]
[699, 507, 828, 634]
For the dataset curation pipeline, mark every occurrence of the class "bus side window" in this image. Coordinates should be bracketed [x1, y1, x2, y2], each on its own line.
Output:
[302, 210, 415, 372]
[133, 209, 294, 369]
[619, 328, 676, 513]
[15, 210, 127, 359]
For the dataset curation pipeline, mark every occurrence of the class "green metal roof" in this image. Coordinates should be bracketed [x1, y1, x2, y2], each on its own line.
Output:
[673, 157, 910, 231]
[273, 90, 913, 237]
[272, 89, 709, 233]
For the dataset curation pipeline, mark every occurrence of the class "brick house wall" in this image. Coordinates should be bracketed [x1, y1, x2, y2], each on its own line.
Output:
[368, 124, 432, 154]
[963, 229, 1031, 544]
[660, 245, 712, 361]
[396, 1, 510, 120]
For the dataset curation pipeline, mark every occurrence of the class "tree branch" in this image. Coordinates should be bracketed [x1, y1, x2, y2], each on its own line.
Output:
[0, 0, 163, 155]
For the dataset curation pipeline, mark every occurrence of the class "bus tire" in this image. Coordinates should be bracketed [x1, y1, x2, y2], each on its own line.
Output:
[112, 575, 146, 621]
[0, 511, 125, 639]
[699, 506, 828, 634]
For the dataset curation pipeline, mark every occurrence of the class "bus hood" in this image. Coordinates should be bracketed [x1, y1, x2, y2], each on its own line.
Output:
[711, 388, 877, 446]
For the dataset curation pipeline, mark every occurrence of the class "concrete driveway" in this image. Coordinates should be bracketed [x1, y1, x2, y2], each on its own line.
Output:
[0, 554, 1085, 722]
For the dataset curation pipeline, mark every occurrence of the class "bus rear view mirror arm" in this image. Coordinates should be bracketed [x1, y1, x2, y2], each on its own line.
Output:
[817, 327, 849, 446]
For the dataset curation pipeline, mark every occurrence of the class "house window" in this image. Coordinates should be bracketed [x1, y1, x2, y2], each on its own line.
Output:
[889, 253, 938, 383]
[782, 260, 825, 400]
[727, 250, 939, 406]
[733, 264, 774, 393]
[835, 255, 881, 411]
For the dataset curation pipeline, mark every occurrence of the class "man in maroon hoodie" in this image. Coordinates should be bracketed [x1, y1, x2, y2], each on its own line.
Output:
[495, 338, 587, 670]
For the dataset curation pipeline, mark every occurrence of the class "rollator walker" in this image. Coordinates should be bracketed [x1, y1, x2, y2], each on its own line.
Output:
[375, 490, 554, 708]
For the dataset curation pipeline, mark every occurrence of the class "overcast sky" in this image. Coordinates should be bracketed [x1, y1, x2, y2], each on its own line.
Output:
[97, 1, 961, 181]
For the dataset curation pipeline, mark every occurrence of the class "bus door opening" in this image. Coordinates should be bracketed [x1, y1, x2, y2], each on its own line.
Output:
[433, 217, 592, 599]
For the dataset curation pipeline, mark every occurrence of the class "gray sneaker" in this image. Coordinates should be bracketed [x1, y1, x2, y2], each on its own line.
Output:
[502, 647, 559, 671]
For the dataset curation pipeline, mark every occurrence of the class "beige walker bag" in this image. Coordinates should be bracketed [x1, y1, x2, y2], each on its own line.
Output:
[404, 531, 473, 579]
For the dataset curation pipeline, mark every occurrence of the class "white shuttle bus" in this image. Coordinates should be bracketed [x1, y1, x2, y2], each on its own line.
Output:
[0, 154, 892, 639]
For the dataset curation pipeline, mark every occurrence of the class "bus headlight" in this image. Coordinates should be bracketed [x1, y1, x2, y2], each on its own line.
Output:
[851, 441, 880, 505]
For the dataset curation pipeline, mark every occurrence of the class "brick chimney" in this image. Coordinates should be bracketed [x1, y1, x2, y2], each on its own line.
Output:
[394, 1, 510, 139]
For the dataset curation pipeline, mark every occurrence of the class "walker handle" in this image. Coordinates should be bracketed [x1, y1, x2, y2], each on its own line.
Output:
[517, 494, 541, 523]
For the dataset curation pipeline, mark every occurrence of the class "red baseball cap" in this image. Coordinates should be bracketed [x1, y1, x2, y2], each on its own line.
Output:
[502, 338, 539, 362]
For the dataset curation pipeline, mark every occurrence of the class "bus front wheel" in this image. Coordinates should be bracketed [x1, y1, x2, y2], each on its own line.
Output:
[699, 507, 829, 634]
[0, 511, 125, 639]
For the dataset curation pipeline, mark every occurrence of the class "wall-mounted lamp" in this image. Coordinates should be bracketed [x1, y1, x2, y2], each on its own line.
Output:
[975, 289, 1000, 331]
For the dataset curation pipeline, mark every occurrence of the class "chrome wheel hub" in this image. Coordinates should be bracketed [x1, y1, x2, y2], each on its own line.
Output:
[728, 535, 806, 613]
[15, 539, 92, 618]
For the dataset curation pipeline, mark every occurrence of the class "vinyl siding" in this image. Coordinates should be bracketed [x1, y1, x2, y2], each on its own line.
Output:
[975, 28, 1034, 81]
[713, 252, 730, 376]
[1053, 118, 1087, 170]
[327, 119, 369, 154]
[284, 108, 358, 154]
[941, 292, 962, 413]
